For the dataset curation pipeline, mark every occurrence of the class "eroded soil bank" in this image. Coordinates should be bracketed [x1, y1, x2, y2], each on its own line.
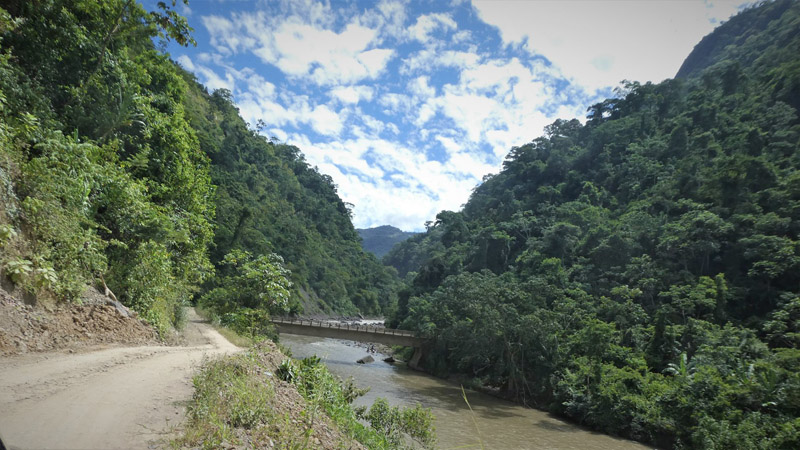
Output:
[0, 286, 157, 356]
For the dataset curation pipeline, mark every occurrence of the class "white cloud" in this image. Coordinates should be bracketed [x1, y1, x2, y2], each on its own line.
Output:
[202, 10, 395, 87]
[330, 85, 375, 104]
[436, 136, 461, 155]
[235, 68, 276, 98]
[198, 66, 235, 92]
[401, 49, 480, 74]
[176, 55, 195, 71]
[184, 0, 748, 231]
[448, 151, 497, 179]
[359, 113, 390, 135]
[290, 132, 485, 230]
[361, 0, 408, 40]
[418, 57, 562, 153]
[236, 88, 350, 139]
[415, 103, 437, 127]
[472, 0, 755, 91]
[353, 48, 395, 78]
[407, 13, 458, 43]
[308, 105, 345, 136]
[252, 21, 394, 85]
[408, 76, 436, 99]
[202, 15, 255, 55]
[178, 2, 192, 17]
[461, 57, 529, 94]
[378, 93, 413, 115]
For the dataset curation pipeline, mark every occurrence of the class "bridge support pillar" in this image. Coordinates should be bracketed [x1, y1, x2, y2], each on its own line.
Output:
[408, 347, 423, 371]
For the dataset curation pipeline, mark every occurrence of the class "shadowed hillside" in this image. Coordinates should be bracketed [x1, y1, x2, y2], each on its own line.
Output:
[357, 225, 418, 259]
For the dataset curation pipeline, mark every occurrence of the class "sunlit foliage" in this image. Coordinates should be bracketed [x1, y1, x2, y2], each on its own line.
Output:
[388, 1, 800, 447]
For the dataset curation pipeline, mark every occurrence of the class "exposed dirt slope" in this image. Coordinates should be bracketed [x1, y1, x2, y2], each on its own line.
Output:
[0, 308, 240, 449]
[0, 287, 157, 355]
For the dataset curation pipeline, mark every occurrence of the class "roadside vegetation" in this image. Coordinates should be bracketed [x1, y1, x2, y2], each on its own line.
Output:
[0, 0, 399, 341]
[176, 342, 435, 449]
[193, 304, 256, 348]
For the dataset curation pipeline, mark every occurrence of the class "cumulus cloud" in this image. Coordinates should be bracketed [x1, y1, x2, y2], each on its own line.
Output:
[401, 49, 480, 75]
[203, 10, 395, 87]
[407, 13, 458, 43]
[408, 76, 436, 99]
[202, 15, 255, 55]
[180, 0, 743, 230]
[472, 0, 755, 91]
[308, 105, 345, 136]
[330, 85, 375, 104]
[178, 55, 235, 91]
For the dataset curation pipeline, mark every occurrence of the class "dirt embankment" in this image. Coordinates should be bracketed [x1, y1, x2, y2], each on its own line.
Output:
[0, 287, 157, 356]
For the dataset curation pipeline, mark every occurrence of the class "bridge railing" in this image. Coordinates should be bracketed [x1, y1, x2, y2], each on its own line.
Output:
[271, 317, 417, 337]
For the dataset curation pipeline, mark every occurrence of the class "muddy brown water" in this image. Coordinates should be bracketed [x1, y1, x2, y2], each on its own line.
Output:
[280, 333, 652, 450]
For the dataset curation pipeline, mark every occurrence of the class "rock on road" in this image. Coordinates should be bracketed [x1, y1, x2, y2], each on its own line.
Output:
[0, 309, 240, 449]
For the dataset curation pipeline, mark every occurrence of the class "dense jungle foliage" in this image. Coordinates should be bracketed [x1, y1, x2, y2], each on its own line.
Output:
[180, 82, 400, 317]
[0, 0, 397, 338]
[357, 225, 418, 259]
[387, 1, 800, 447]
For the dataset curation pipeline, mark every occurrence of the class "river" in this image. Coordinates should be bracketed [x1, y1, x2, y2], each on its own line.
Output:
[279, 333, 652, 450]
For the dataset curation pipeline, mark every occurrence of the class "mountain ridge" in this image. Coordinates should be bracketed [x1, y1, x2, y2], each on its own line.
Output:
[357, 225, 418, 259]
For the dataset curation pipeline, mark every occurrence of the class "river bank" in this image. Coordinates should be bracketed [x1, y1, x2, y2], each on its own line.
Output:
[175, 340, 369, 449]
[176, 339, 435, 449]
[280, 333, 652, 449]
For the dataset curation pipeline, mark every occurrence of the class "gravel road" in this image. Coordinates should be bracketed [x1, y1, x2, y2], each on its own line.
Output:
[0, 309, 239, 449]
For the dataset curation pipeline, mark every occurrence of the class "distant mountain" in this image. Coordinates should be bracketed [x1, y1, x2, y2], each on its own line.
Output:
[357, 226, 418, 258]
[676, 0, 797, 80]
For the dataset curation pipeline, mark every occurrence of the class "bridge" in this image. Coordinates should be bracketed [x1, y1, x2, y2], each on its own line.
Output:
[270, 318, 427, 368]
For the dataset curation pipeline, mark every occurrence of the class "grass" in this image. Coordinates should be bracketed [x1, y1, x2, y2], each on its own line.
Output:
[173, 344, 357, 449]
[287, 355, 437, 449]
[174, 341, 437, 449]
[194, 304, 255, 348]
[174, 351, 272, 448]
[459, 386, 485, 450]
[287, 356, 393, 448]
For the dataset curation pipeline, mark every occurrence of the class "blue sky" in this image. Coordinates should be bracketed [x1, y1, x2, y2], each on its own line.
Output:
[154, 0, 753, 231]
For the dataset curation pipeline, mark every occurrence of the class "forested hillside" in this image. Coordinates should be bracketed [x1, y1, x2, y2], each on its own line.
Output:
[0, 0, 397, 341]
[357, 225, 417, 258]
[388, 1, 800, 447]
[181, 80, 399, 317]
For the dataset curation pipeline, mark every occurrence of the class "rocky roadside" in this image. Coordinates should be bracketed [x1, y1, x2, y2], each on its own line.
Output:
[0, 286, 158, 356]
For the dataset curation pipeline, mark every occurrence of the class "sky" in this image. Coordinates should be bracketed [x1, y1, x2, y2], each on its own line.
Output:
[155, 0, 754, 231]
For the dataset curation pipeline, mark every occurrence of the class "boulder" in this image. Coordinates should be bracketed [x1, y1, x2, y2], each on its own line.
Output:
[356, 355, 375, 364]
[383, 356, 396, 363]
[106, 298, 135, 318]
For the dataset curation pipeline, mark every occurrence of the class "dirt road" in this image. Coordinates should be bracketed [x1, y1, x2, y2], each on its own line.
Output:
[0, 309, 240, 449]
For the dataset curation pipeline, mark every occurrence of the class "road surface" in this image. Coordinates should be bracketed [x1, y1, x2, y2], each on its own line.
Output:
[0, 309, 239, 449]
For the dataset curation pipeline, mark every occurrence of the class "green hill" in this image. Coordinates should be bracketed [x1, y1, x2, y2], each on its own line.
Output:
[388, 1, 800, 447]
[0, 0, 398, 341]
[180, 81, 399, 316]
[357, 225, 417, 259]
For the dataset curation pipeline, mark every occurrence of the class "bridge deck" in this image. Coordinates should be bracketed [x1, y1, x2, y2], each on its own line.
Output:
[271, 318, 423, 347]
